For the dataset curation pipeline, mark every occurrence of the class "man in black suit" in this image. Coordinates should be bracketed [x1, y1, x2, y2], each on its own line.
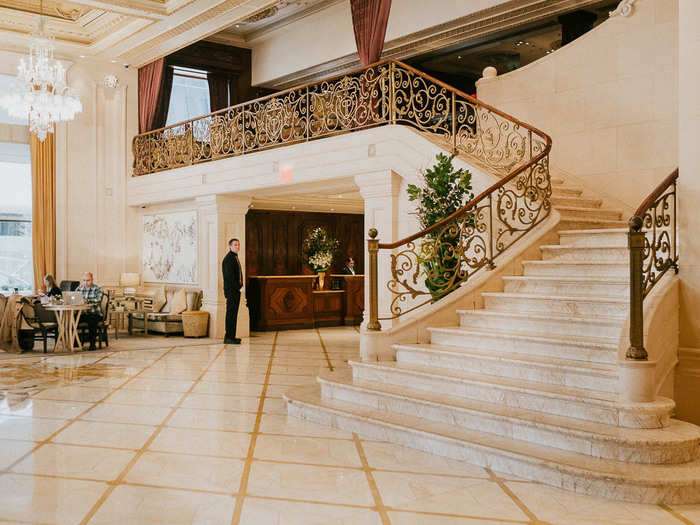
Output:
[222, 238, 243, 344]
[340, 257, 356, 275]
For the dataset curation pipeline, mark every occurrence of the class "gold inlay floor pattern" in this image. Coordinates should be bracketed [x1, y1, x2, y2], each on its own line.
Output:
[0, 327, 695, 524]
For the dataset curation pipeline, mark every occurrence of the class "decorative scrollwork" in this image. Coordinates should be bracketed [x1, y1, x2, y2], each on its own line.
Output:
[639, 183, 677, 297]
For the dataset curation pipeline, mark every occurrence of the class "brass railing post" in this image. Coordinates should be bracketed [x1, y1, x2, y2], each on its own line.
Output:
[367, 228, 381, 331]
[389, 62, 396, 124]
[451, 92, 457, 154]
[627, 215, 647, 360]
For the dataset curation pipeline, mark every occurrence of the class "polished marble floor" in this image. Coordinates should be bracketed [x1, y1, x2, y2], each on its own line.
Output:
[0, 326, 697, 524]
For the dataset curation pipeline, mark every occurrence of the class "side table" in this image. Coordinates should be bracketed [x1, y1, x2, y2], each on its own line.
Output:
[182, 311, 209, 338]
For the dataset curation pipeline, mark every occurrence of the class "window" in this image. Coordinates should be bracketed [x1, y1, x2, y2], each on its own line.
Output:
[165, 67, 211, 126]
[0, 74, 28, 126]
[0, 142, 32, 293]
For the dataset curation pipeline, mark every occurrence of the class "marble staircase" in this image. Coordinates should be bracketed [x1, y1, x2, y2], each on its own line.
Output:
[284, 177, 700, 503]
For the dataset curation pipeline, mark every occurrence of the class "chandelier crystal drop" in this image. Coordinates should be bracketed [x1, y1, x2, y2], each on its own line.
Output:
[0, 16, 82, 141]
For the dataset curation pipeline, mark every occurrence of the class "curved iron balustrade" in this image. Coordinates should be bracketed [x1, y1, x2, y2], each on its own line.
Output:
[626, 168, 679, 360]
[132, 60, 552, 326]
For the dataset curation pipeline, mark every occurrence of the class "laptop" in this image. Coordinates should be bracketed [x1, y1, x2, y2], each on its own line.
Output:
[63, 291, 85, 305]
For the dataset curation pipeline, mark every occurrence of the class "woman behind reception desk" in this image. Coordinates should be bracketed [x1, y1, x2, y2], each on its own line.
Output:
[248, 274, 364, 331]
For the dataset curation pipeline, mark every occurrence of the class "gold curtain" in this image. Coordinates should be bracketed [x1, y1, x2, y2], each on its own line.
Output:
[30, 132, 56, 291]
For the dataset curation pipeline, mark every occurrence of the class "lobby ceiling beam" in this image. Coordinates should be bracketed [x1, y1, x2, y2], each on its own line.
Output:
[98, 0, 279, 66]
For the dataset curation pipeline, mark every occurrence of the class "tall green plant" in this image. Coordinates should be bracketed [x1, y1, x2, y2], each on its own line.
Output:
[407, 153, 474, 299]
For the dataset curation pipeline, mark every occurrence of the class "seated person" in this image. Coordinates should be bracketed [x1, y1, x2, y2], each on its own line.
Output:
[340, 257, 356, 275]
[37, 274, 62, 299]
[76, 272, 103, 351]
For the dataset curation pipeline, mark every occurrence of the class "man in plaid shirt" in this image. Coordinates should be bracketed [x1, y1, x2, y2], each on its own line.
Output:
[76, 272, 103, 350]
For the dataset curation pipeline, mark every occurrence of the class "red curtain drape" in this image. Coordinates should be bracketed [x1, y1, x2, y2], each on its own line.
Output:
[208, 73, 230, 113]
[350, 0, 392, 66]
[138, 58, 174, 133]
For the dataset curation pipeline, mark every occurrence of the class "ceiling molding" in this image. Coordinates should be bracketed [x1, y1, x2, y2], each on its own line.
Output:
[244, 0, 342, 40]
[262, 0, 609, 90]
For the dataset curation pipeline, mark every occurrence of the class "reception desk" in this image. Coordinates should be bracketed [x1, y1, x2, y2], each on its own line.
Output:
[248, 275, 364, 331]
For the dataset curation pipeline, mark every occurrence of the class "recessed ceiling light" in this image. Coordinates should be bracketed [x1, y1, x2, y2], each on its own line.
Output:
[235, 24, 241, 28]
[110, 59, 118, 63]
[79, 54, 86, 58]
[457, 55, 462, 59]
[330, 208, 335, 212]
[337, 194, 343, 198]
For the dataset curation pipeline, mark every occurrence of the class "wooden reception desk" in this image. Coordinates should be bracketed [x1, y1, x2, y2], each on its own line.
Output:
[248, 274, 364, 331]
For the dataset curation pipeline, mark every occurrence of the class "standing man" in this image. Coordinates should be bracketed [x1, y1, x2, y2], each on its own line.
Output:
[222, 238, 243, 344]
[76, 272, 103, 350]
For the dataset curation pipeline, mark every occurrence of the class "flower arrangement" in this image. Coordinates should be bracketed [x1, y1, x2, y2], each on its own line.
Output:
[303, 227, 339, 272]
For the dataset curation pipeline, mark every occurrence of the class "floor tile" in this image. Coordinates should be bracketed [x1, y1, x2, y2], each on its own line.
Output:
[0, 439, 36, 469]
[506, 481, 688, 525]
[360, 441, 490, 478]
[167, 408, 257, 432]
[180, 393, 261, 412]
[88, 484, 236, 524]
[373, 471, 528, 520]
[148, 427, 251, 458]
[82, 403, 171, 425]
[0, 415, 66, 441]
[259, 414, 353, 439]
[387, 512, 514, 524]
[255, 435, 361, 466]
[12, 443, 134, 481]
[0, 474, 106, 525]
[191, 381, 264, 396]
[32, 385, 113, 402]
[126, 451, 244, 493]
[247, 462, 374, 506]
[240, 497, 383, 525]
[121, 377, 196, 393]
[53, 420, 156, 449]
[0, 399, 94, 419]
[105, 389, 185, 407]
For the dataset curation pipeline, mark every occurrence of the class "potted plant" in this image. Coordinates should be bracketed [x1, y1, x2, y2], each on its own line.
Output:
[407, 152, 474, 300]
[303, 227, 339, 289]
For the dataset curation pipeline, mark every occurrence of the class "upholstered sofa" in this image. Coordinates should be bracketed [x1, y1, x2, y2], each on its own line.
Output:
[129, 287, 203, 336]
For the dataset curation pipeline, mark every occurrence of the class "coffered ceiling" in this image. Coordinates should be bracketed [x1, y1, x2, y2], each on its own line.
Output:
[0, 0, 291, 66]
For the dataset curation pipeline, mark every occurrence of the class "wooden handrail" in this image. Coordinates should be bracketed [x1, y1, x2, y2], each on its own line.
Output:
[633, 168, 679, 219]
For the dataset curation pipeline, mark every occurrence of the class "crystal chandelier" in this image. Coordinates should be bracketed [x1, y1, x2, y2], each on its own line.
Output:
[0, 3, 82, 141]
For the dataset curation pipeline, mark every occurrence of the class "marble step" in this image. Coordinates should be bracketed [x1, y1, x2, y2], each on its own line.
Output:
[556, 206, 623, 221]
[558, 228, 629, 247]
[551, 186, 584, 197]
[522, 260, 628, 278]
[540, 245, 628, 262]
[502, 276, 629, 297]
[285, 387, 700, 503]
[557, 217, 629, 230]
[349, 361, 673, 428]
[315, 372, 700, 463]
[481, 292, 628, 318]
[393, 343, 618, 392]
[551, 195, 603, 208]
[429, 326, 618, 363]
[456, 310, 623, 340]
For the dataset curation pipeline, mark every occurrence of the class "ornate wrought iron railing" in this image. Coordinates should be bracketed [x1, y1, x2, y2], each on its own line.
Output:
[132, 60, 548, 177]
[626, 168, 679, 360]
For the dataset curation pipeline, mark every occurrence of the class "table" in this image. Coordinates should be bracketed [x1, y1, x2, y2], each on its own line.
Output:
[45, 304, 91, 352]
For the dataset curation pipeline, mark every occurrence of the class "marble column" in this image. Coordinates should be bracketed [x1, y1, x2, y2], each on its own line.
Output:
[356, 170, 402, 359]
[196, 194, 251, 339]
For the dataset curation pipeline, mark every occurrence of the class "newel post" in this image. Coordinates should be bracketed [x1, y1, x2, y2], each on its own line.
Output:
[626, 215, 647, 360]
[367, 228, 381, 331]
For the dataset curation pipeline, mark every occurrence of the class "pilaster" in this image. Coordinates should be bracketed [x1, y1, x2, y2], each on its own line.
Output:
[196, 194, 251, 339]
[355, 170, 402, 357]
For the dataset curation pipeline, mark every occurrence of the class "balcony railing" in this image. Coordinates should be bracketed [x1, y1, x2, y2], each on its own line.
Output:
[132, 60, 547, 177]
